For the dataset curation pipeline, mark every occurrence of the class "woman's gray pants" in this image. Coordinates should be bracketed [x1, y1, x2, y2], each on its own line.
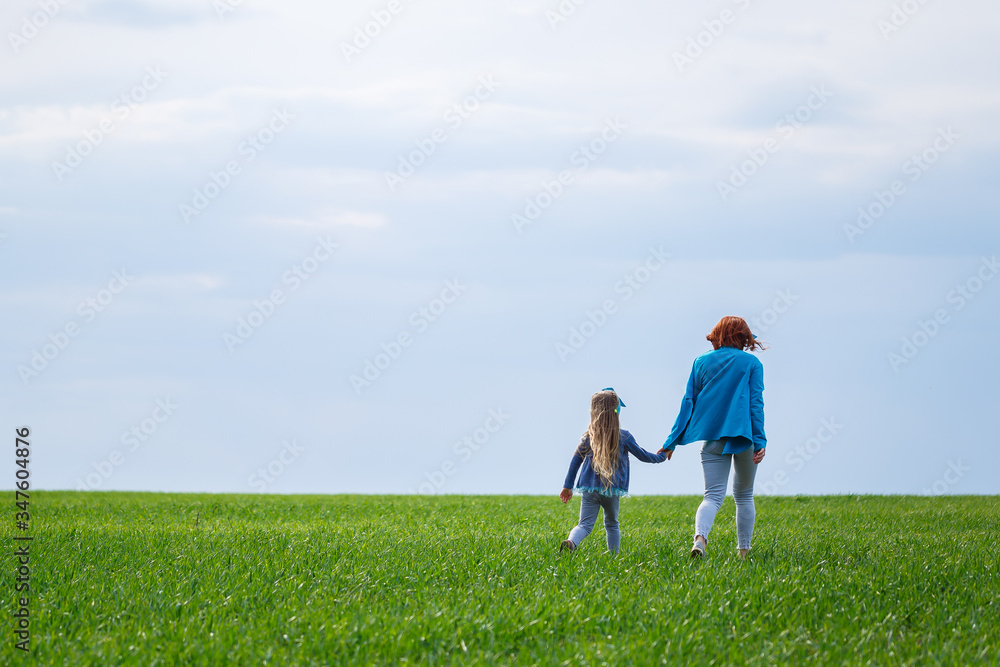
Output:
[695, 439, 758, 550]
[568, 492, 621, 553]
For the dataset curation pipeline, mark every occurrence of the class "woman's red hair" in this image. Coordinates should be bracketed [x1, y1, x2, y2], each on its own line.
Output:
[707, 316, 765, 351]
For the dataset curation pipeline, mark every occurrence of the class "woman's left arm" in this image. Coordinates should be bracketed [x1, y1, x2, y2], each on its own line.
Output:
[661, 359, 700, 455]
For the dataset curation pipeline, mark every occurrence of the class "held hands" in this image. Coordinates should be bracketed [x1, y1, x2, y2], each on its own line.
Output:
[651, 446, 761, 462]
[559, 488, 572, 503]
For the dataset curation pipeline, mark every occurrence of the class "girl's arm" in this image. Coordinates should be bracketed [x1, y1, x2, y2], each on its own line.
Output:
[562, 438, 587, 490]
[622, 431, 667, 463]
[749, 361, 766, 451]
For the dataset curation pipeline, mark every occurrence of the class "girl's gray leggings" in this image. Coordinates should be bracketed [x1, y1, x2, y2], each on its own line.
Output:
[696, 439, 758, 550]
[568, 491, 621, 553]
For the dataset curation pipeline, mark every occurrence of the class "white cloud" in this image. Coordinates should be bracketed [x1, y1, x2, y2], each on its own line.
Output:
[253, 210, 388, 231]
[140, 273, 225, 291]
[1, 0, 998, 494]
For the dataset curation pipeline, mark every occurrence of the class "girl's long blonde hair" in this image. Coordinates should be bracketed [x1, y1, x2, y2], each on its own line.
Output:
[584, 390, 621, 488]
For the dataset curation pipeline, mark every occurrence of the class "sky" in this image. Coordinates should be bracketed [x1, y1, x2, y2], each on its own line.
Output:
[2, 0, 998, 496]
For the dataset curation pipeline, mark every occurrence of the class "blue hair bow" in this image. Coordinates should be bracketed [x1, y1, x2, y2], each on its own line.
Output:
[602, 387, 626, 413]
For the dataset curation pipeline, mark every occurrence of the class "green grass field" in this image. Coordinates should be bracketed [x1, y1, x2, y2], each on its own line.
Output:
[3, 493, 999, 665]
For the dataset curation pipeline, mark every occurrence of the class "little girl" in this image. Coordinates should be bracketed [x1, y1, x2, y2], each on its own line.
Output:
[560, 388, 666, 554]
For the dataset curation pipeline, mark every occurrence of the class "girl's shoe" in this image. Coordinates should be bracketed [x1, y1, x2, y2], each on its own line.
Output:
[690, 540, 706, 558]
[559, 539, 576, 553]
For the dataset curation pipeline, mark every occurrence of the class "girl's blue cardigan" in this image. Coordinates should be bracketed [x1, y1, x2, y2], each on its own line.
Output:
[563, 429, 666, 497]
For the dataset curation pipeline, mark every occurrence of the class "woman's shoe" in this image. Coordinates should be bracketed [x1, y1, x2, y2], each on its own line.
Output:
[691, 539, 706, 558]
[560, 539, 576, 553]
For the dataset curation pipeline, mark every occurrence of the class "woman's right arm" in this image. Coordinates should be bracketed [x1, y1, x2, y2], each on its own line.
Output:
[749, 360, 766, 452]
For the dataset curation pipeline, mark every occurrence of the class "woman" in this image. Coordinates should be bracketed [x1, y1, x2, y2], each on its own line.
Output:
[658, 316, 766, 559]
